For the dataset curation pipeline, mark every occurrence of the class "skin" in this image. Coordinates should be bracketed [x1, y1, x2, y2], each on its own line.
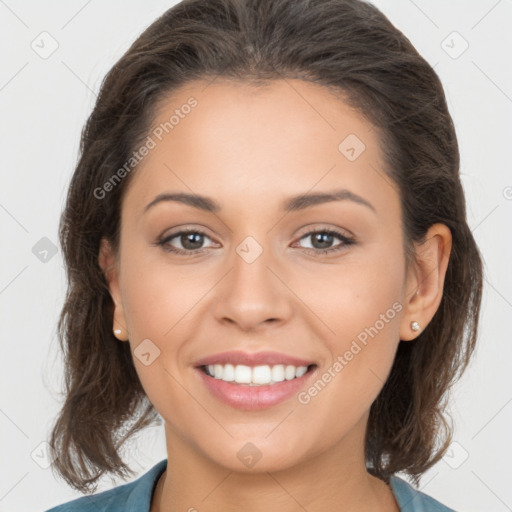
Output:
[99, 78, 452, 512]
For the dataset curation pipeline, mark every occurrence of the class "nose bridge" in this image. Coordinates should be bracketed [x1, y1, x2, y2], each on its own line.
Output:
[213, 232, 291, 329]
[231, 233, 278, 303]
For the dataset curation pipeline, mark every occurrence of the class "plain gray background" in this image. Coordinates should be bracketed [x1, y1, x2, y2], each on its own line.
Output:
[1, 1, 511, 510]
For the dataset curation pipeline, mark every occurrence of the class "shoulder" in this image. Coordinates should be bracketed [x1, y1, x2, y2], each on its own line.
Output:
[390, 475, 456, 512]
[44, 459, 168, 512]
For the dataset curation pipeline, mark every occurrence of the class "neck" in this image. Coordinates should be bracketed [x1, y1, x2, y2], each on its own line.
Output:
[151, 416, 399, 512]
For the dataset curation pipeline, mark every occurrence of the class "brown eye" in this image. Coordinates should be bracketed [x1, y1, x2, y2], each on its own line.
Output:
[157, 229, 216, 255]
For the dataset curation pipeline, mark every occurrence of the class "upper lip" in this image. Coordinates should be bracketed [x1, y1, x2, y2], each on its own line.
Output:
[193, 350, 316, 368]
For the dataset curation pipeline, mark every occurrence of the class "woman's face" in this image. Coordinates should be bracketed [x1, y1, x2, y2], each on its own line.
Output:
[101, 78, 419, 472]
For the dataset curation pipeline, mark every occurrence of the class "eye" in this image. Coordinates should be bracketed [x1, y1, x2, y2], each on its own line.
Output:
[156, 228, 216, 255]
[155, 227, 355, 257]
[294, 228, 355, 255]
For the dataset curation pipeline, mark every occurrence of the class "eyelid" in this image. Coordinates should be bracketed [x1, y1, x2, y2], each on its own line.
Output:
[159, 224, 352, 243]
[295, 223, 354, 238]
[158, 224, 215, 241]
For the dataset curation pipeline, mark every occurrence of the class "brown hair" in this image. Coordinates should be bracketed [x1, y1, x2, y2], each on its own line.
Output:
[48, 0, 484, 493]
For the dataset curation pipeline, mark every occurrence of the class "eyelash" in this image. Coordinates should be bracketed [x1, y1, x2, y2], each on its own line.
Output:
[156, 227, 355, 256]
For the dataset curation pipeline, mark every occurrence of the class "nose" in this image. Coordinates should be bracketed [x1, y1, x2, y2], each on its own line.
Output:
[212, 242, 293, 332]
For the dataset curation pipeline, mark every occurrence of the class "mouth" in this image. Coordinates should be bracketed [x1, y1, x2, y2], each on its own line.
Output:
[194, 363, 319, 410]
[198, 363, 318, 386]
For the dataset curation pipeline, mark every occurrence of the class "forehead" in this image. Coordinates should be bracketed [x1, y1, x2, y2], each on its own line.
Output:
[122, 78, 398, 221]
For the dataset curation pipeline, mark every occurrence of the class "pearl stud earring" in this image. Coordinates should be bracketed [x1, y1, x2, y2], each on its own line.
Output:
[113, 327, 128, 341]
[410, 321, 421, 332]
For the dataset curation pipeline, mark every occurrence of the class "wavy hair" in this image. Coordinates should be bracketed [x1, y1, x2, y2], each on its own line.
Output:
[48, 0, 484, 493]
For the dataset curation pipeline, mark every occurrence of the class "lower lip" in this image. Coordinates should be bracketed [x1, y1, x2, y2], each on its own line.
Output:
[195, 366, 317, 410]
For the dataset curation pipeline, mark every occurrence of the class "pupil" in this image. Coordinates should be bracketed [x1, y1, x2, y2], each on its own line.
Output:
[183, 233, 203, 250]
[313, 233, 332, 249]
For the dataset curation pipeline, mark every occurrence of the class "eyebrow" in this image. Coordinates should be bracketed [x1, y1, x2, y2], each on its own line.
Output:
[143, 188, 376, 215]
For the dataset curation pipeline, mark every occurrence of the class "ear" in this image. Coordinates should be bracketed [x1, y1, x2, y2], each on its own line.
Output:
[399, 223, 452, 341]
[98, 238, 128, 341]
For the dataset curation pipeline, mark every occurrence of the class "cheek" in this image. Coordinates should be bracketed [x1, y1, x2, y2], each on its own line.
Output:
[120, 244, 210, 338]
[119, 261, 201, 421]
[118, 248, 223, 403]
[304, 244, 404, 401]
[301, 239, 404, 335]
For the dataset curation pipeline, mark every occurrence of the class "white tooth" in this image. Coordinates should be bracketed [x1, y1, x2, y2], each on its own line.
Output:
[214, 364, 223, 379]
[207, 363, 305, 384]
[295, 366, 308, 378]
[252, 365, 272, 385]
[271, 364, 285, 382]
[284, 365, 296, 380]
[223, 363, 235, 381]
[234, 364, 252, 384]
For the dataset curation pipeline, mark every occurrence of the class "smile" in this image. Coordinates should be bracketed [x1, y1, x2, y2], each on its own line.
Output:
[195, 363, 318, 410]
[201, 363, 314, 385]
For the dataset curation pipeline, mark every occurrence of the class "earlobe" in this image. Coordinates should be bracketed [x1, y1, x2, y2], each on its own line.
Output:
[399, 223, 452, 341]
[98, 238, 129, 341]
[113, 324, 129, 342]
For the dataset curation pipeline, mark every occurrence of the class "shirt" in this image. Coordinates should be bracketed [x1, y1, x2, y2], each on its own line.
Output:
[45, 459, 455, 511]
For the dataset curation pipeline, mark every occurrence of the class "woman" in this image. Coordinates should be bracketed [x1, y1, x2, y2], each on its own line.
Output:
[45, 0, 483, 510]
